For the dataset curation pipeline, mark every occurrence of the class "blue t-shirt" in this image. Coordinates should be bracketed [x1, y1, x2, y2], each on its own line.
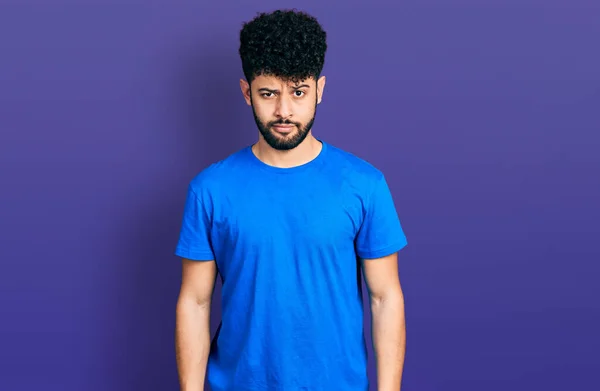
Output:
[175, 140, 407, 391]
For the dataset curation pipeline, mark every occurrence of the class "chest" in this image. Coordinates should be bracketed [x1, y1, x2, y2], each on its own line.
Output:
[210, 178, 365, 253]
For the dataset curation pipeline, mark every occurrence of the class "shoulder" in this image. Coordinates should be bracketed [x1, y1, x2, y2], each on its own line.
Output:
[324, 141, 386, 184]
[187, 146, 250, 195]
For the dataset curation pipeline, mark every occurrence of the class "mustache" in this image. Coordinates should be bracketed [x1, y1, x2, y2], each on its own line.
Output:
[269, 119, 300, 126]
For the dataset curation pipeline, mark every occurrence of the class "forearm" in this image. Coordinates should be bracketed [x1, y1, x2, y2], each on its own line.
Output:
[175, 297, 212, 391]
[370, 291, 406, 391]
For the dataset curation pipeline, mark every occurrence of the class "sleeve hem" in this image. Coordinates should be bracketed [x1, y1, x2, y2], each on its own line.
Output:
[357, 237, 407, 260]
[174, 247, 215, 261]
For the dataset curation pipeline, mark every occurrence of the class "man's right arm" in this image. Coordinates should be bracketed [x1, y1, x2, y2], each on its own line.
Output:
[175, 257, 217, 391]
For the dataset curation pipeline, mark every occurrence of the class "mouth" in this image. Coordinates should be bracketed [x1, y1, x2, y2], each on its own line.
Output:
[272, 124, 295, 134]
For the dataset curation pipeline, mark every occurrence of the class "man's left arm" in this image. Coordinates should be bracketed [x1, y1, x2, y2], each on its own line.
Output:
[355, 173, 408, 390]
[362, 251, 406, 391]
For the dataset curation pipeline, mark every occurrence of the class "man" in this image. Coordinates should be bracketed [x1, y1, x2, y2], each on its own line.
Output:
[175, 9, 408, 391]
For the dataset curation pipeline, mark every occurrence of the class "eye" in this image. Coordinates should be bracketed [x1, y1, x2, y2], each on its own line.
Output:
[261, 92, 274, 98]
[294, 90, 305, 97]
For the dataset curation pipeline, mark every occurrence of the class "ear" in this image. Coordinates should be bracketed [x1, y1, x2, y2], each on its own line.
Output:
[316, 75, 326, 104]
[240, 79, 252, 106]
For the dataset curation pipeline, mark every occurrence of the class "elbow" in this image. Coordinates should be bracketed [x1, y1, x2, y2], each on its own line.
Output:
[177, 291, 211, 312]
[370, 286, 404, 309]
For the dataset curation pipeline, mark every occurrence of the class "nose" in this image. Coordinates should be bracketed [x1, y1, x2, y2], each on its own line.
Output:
[274, 94, 292, 119]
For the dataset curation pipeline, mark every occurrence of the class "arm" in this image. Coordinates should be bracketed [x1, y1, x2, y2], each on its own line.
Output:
[362, 252, 406, 391]
[175, 258, 217, 391]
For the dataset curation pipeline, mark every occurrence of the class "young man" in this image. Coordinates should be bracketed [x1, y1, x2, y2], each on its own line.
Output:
[175, 9, 408, 391]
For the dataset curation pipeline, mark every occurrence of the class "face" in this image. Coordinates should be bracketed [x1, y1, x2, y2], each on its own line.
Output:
[241, 74, 326, 151]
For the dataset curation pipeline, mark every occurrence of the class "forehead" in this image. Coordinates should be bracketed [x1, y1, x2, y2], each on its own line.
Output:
[251, 74, 315, 88]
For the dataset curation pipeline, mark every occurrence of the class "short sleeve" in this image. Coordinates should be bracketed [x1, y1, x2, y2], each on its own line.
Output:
[174, 183, 215, 261]
[355, 174, 407, 259]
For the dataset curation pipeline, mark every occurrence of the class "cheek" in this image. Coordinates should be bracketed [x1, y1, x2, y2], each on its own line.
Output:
[252, 104, 270, 119]
[296, 102, 315, 118]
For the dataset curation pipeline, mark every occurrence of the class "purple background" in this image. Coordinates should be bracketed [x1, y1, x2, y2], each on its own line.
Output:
[1, 1, 599, 390]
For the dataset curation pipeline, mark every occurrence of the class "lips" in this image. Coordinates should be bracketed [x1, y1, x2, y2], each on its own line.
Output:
[272, 124, 295, 133]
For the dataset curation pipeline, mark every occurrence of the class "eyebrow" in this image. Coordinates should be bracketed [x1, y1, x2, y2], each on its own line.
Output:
[258, 84, 310, 93]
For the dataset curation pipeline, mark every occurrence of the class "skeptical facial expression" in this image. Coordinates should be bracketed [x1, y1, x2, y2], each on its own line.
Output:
[241, 74, 326, 150]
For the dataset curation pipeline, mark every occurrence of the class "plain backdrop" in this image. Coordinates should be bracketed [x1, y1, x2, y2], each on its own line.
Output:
[1, 1, 599, 390]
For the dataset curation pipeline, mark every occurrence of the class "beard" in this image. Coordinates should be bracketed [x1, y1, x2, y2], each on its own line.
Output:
[251, 97, 317, 151]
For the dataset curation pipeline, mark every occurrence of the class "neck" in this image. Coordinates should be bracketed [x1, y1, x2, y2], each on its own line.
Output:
[252, 133, 322, 168]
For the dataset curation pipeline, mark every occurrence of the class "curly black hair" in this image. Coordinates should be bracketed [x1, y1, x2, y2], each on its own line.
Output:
[239, 9, 327, 84]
